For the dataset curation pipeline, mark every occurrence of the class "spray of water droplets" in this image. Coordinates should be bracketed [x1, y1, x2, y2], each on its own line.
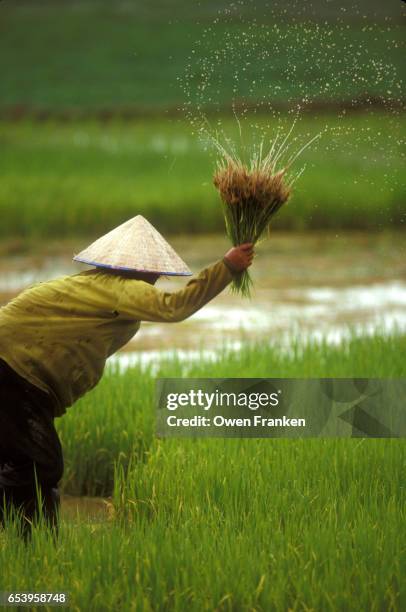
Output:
[177, 0, 404, 201]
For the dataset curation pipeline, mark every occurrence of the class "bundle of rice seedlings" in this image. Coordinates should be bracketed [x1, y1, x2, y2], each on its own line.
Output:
[213, 128, 319, 297]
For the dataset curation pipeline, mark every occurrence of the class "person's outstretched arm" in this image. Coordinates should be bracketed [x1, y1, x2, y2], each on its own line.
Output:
[115, 244, 254, 323]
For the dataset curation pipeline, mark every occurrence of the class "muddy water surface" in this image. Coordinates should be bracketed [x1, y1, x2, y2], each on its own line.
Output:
[61, 494, 113, 522]
[1, 232, 405, 365]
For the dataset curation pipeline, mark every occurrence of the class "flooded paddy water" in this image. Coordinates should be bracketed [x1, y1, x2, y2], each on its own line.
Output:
[1, 232, 405, 369]
[60, 494, 113, 523]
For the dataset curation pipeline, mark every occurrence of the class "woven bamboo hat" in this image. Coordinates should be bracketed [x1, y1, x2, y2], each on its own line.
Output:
[73, 215, 192, 276]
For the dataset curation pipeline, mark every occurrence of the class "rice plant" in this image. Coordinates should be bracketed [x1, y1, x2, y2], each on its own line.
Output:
[213, 120, 321, 296]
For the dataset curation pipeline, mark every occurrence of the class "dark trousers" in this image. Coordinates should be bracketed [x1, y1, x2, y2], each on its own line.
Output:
[0, 358, 63, 539]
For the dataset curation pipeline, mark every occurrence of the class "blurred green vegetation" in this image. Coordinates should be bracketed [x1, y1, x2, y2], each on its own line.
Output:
[0, 2, 404, 238]
[1, 113, 404, 237]
[0, 1, 404, 111]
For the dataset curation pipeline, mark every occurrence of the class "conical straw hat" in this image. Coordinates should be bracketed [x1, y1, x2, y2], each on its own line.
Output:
[73, 215, 192, 276]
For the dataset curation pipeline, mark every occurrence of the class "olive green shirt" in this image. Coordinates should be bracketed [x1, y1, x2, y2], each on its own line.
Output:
[0, 258, 236, 416]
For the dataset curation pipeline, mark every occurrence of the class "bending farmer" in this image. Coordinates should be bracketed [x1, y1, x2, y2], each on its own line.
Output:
[0, 215, 253, 538]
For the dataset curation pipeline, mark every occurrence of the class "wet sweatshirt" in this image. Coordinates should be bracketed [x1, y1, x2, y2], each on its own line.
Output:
[0, 258, 237, 416]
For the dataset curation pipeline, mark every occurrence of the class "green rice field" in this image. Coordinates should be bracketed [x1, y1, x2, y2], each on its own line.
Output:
[0, 2, 403, 111]
[0, 2, 405, 609]
[57, 333, 406, 497]
[1, 1, 404, 240]
[1, 333, 404, 611]
[1, 112, 404, 239]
